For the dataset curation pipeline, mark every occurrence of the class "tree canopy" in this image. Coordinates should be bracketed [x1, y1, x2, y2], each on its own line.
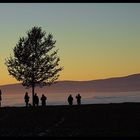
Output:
[5, 26, 63, 105]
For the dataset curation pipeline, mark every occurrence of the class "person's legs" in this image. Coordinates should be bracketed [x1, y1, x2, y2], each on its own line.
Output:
[43, 102, 46, 106]
[26, 102, 28, 107]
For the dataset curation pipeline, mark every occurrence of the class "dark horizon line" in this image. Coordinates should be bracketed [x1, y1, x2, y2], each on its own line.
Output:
[1, 72, 140, 87]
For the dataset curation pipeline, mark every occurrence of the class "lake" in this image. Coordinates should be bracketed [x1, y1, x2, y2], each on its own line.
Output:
[1, 91, 140, 107]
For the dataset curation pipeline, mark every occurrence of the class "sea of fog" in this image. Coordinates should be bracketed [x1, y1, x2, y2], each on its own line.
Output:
[1, 91, 140, 107]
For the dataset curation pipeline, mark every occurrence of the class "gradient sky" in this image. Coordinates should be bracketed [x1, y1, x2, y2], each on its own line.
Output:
[0, 3, 140, 85]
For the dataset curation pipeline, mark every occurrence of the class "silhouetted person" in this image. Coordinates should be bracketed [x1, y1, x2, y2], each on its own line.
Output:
[68, 94, 73, 105]
[34, 93, 39, 106]
[41, 94, 47, 107]
[0, 89, 2, 107]
[24, 92, 30, 107]
[76, 94, 81, 105]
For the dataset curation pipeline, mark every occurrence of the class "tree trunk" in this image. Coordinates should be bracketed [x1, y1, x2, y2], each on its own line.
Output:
[32, 83, 35, 106]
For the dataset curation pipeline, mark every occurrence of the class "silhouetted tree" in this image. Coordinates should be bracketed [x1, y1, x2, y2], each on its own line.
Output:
[5, 26, 63, 106]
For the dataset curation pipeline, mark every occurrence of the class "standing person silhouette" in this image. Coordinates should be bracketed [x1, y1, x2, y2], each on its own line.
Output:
[68, 94, 73, 105]
[24, 92, 30, 107]
[40, 94, 47, 107]
[76, 94, 81, 105]
[34, 93, 39, 107]
[0, 89, 2, 107]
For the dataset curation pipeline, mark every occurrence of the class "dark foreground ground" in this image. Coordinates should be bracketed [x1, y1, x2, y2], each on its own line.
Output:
[0, 103, 140, 137]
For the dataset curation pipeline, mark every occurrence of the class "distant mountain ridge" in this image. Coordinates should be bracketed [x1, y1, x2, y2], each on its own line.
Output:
[1, 73, 140, 94]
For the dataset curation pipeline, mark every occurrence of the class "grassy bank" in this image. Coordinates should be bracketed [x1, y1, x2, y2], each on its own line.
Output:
[0, 103, 140, 137]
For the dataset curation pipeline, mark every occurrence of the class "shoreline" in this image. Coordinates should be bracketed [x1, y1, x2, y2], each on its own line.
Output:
[1, 101, 140, 108]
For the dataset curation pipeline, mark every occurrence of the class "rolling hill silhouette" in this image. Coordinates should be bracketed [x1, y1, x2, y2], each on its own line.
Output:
[1, 73, 140, 94]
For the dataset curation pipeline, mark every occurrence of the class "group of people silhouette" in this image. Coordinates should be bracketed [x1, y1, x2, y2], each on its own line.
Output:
[68, 94, 82, 105]
[24, 92, 47, 107]
[25, 92, 82, 107]
[0, 89, 82, 107]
